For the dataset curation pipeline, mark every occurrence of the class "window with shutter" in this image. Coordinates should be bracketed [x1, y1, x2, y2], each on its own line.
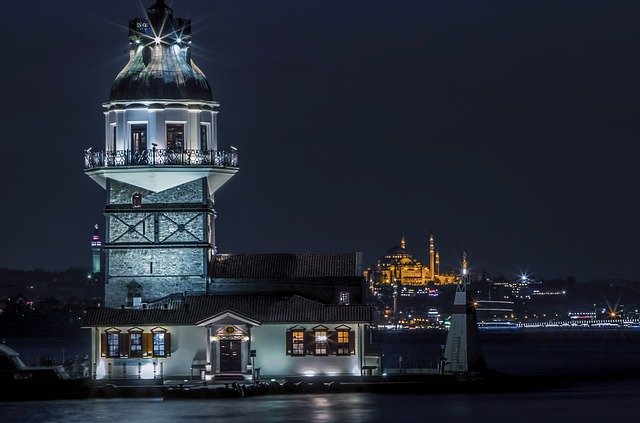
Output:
[292, 330, 305, 356]
[153, 333, 165, 357]
[106, 332, 120, 358]
[337, 330, 350, 356]
[314, 329, 328, 356]
[129, 331, 143, 358]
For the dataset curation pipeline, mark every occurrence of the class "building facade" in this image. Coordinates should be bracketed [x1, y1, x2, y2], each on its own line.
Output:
[83, 1, 375, 380]
[86, 294, 373, 380]
[365, 235, 458, 289]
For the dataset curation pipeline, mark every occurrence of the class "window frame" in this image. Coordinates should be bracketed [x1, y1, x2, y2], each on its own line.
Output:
[199, 123, 210, 151]
[111, 123, 117, 152]
[291, 329, 305, 356]
[132, 192, 142, 208]
[166, 122, 185, 152]
[106, 331, 120, 358]
[130, 123, 147, 152]
[128, 329, 143, 358]
[150, 327, 169, 358]
[312, 325, 329, 356]
[336, 330, 350, 356]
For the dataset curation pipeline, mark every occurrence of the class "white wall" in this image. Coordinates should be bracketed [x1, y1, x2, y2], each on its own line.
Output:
[252, 323, 364, 378]
[92, 322, 365, 379]
[104, 104, 218, 152]
[93, 325, 206, 380]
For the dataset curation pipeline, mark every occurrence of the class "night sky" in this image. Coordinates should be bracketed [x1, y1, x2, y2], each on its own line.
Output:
[1, 0, 639, 281]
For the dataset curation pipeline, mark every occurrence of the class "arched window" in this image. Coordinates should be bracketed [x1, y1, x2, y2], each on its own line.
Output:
[132, 192, 142, 208]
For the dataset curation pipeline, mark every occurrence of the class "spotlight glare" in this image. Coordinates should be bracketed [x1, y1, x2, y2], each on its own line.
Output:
[154, 37, 161, 45]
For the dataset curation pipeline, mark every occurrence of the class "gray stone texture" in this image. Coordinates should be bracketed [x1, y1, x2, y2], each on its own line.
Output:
[108, 179, 206, 205]
[104, 178, 213, 306]
[105, 276, 207, 308]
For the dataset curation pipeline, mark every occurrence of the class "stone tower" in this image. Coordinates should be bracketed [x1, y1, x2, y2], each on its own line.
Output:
[84, 0, 238, 307]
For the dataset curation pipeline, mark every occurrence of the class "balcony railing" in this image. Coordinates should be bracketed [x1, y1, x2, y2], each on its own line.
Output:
[84, 149, 238, 169]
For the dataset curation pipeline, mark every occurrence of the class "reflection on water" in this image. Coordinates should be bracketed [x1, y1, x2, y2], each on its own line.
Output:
[2, 386, 640, 422]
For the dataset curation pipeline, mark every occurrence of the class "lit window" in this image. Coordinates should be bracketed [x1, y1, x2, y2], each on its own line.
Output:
[131, 124, 147, 152]
[132, 192, 142, 208]
[337, 330, 350, 355]
[129, 333, 142, 358]
[292, 330, 305, 356]
[314, 330, 328, 355]
[107, 333, 119, 358]
[153, 332, 165, 357]
[166, 124, 184, 152]
[339, 292, 350, 305]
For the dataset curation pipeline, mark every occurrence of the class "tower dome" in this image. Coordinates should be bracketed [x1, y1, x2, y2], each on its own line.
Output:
[109, 0, 213, 102]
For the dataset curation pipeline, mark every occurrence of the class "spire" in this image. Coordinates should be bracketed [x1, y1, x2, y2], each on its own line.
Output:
[462, 250, 468, 276]
[429, 231, 435, 280]
[400, 235, 406, 250]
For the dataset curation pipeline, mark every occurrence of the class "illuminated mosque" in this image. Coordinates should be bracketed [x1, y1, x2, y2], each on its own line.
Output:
[365, 234, 459, 288]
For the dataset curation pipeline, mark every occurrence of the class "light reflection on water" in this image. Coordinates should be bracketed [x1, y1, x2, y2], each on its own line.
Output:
[2, 386, 640, 422]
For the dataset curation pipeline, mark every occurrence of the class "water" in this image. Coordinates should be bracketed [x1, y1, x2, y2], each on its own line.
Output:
[3, 387, 640, 422]
[3, 330, 640, 420]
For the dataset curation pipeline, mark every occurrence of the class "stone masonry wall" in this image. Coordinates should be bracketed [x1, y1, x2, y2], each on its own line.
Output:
[104, 177, 213, 306]
[108, 179, 206, 205]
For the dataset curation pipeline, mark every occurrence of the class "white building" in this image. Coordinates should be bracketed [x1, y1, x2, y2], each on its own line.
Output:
[85, 294, 373, 380]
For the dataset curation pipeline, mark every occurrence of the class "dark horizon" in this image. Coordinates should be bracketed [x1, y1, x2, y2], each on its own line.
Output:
[1, 0, 638, 281]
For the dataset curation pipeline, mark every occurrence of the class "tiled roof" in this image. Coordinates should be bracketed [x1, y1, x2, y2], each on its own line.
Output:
[211, 253, 363, 278]
[84, 294, 372, 326]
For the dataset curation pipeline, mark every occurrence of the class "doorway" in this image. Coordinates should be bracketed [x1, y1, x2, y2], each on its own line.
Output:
[219, 339, 242, 372]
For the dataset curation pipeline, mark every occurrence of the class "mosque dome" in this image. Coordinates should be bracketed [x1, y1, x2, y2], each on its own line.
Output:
[109, 0, 213, 102]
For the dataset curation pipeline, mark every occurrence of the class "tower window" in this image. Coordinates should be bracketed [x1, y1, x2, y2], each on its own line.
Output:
[200, 124, 208, 151]
[132, 193, 142, 208]
[111, 124, 117, 152]
[166, 124, 184, 152]
[131, 124, 147, 152]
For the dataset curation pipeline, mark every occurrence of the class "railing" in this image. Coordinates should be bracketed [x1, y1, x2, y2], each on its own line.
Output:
[84, 148, 238, 169]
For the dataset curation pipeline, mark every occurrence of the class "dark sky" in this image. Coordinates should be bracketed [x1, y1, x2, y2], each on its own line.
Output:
[1, 0, 639, 281]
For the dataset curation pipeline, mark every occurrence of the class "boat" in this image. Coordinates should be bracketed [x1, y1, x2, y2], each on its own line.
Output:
[477, 321, 521, 331]
[0, 344, 89, 401]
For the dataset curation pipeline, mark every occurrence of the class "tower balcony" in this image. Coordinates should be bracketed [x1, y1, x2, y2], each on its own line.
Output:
[84, 148, 238, 169]
[84, 148, 239, 194]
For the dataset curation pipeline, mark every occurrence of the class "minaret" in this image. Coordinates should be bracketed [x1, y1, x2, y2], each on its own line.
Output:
[84, 1, 238, 307]
[435, 250, 440, 275]
[443, 250, 485, 374]
[400, 235, 406, 250]
[91, 224, 102, 275]
[429, 232, 435, 280]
